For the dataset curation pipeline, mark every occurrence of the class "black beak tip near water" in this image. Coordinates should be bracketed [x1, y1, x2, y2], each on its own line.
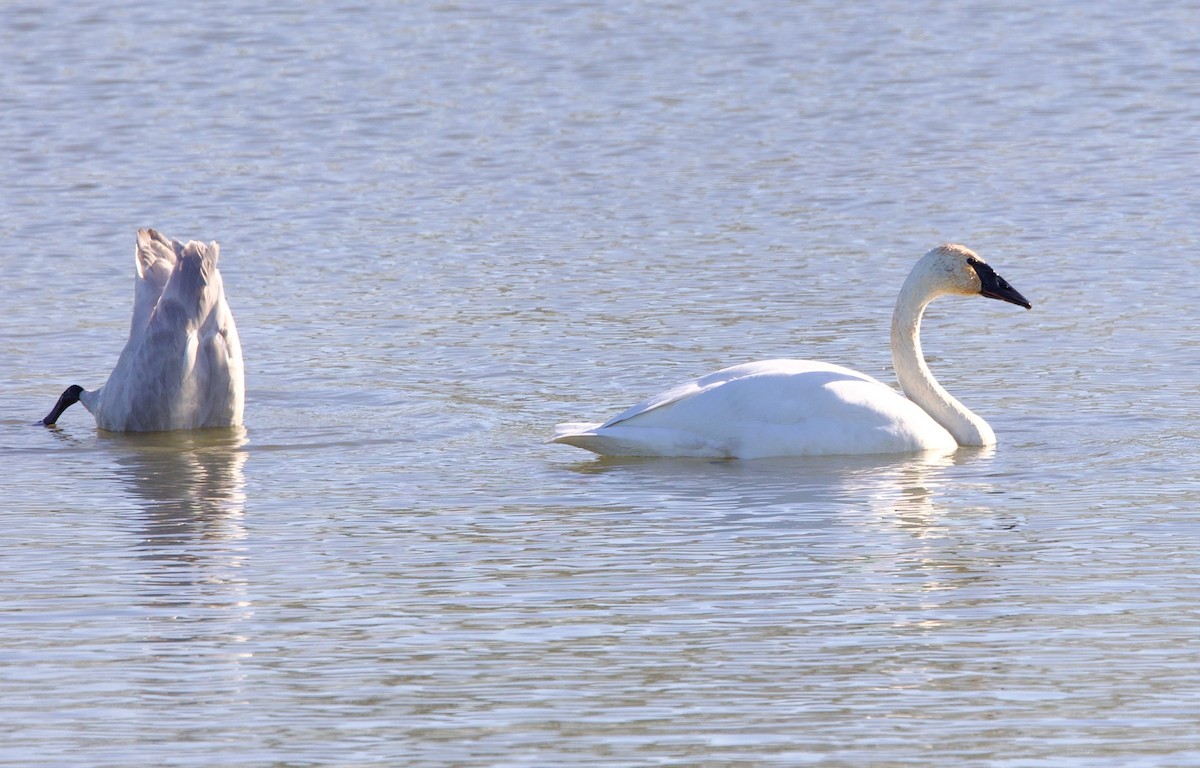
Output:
[971, 259, 1032, 310]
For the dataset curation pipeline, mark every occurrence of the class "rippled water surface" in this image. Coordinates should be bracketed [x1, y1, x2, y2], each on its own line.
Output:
[3, 1, 1200, 765]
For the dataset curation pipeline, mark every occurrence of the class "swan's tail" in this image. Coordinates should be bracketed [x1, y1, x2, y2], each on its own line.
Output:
[550, 422, 687, 456]
[549, 422, 608, 452]
[551, 422, 602, 439]
[160, 239, 224, 324]
[551, 421, 733, 458]
[132, 229, 225, 330]
[131, 229, 183, 334]
[136, 228, 179, 278]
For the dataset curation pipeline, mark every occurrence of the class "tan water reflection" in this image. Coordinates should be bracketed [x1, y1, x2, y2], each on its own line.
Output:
[101, 427, 249, 538]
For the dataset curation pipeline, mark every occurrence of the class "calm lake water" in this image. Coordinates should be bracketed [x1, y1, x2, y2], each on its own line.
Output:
[3, 0, 1200, 765]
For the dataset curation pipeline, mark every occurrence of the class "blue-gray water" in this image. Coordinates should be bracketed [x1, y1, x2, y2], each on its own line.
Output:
[3, 1, 1200, 765]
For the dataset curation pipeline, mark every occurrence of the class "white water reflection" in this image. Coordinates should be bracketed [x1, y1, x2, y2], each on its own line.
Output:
[100, 427, 249, 542]
[100, 428, 253, 646]
[559, 446, 985, 518]
[554, 447, 1021, 630]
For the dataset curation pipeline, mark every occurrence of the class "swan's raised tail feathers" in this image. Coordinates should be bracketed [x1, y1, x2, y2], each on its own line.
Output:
[181, 239, 220, 267]
[135, 228, 179, 280]
[132, 228, 183, 335]
[161, 240, 223, 324]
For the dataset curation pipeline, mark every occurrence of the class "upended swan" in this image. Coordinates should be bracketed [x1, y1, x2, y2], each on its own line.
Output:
[41, 228, 244, 432]
[552, 244, 1031, 459]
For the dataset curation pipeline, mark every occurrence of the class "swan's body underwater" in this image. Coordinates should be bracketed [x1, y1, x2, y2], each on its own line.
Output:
[41, 228, 244, 432]
[552, 244, 1031, 459]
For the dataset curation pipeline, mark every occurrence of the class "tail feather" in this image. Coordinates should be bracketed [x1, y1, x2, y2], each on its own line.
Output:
[160, 240, 223, 325]
[550, 422, 659, 456]
[549, 422, 610, 452]
[135, 228, 179, 280]
[551, 422, 729, 457]
[131, 228, 181, 335]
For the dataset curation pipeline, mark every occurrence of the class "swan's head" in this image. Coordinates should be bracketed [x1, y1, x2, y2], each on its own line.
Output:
[923, 244, 1031, 309]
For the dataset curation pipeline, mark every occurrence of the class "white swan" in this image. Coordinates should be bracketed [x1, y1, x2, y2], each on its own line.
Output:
[41, 228, 245, 432]
[552, 244, 1030, 459]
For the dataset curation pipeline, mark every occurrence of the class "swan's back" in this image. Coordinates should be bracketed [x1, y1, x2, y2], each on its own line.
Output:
[84, 230, 244, 431]
[552, 360, 956, 459]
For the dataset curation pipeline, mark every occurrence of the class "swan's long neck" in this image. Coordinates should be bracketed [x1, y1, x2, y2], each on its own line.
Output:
[890, 270, 995, 447]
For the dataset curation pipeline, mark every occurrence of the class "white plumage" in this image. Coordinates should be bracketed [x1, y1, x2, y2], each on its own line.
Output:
[552, 244, 1030, 459]
[42, 228, 244, 432]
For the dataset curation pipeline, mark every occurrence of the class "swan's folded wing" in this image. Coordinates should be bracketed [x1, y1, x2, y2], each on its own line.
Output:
[599, 378, 708, 428]
[598, 359, 879, 428]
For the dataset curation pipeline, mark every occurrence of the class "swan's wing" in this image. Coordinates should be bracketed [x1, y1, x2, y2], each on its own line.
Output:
[599, 359, 870, 428]
[131, 228, 181, 336]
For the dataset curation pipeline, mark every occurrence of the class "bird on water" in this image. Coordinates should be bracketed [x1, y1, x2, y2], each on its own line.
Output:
[41, 228, 244, 432]
[551, 244, 1031, 459]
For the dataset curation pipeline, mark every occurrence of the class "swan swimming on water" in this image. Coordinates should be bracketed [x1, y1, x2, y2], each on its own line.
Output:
[552, 244, 1031, 459]
[41, 228, 244, 432]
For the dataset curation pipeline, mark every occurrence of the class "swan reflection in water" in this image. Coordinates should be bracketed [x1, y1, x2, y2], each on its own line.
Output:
[94, 428, 252, 626]
[98, 429, 254, 661]
[102, 427, 250, 546]
[559, 445, 1019, 636]
[560, 445, 995, 521]
[75, 427, 257, 689]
